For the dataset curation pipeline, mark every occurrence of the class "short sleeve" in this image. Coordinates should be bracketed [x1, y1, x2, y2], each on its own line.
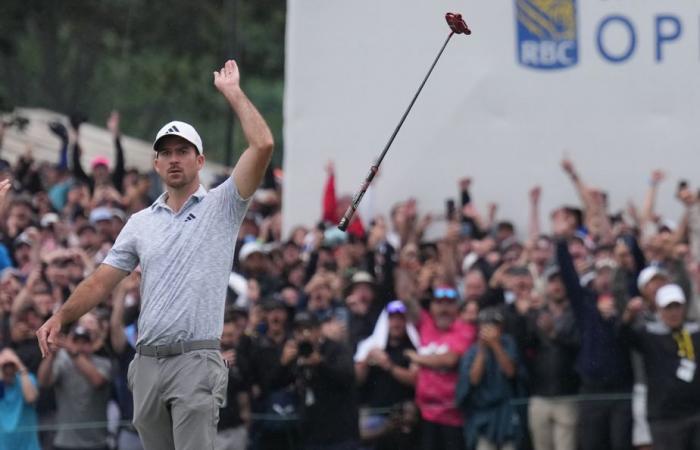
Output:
[51, 350, 68, 384]
[447, 321, 477, 356]
[102, 217, 139, 273]
[208, 177, 251, 225]
[92, 356, 112, 381]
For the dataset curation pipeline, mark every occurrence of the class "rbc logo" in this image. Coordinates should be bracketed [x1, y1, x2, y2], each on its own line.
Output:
[516, 0, 578, 70]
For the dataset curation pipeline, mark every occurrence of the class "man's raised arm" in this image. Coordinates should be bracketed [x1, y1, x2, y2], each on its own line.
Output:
[214, 59, 274, 199]
[36, 264, 128, 357]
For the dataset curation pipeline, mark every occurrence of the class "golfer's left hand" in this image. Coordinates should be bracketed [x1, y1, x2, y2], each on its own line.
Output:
[214, 60, 241, 96]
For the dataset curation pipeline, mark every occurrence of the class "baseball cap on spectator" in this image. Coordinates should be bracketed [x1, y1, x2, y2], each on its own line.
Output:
[90, 156, 110, 170]
[350, 271, 375, 288]
[386, 300, 407, 315]
[72, 325, 92, 342]
[239, 241, 265, 262]
[111, 208, 126, 223]
[594, 258, 618, 272]
[293, 311, 320, 330]
[478, 307, 504, 325]
[655, 284, 685, 309]
[13, 232, 32, 248]
[40, 212, 60, 228]
[637, 266, 669, 291]
[89, 207, 113, 224]
[153, 121, 203, 155]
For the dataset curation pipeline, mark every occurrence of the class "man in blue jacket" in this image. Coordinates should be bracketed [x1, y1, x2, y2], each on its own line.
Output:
[552, 208, 633, 450]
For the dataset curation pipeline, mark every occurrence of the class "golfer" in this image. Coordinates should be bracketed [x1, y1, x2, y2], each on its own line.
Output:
[36, 60, 273, 450]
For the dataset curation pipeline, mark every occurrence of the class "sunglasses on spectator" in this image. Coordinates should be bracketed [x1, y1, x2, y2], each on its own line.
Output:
[433, 288, 458, 300]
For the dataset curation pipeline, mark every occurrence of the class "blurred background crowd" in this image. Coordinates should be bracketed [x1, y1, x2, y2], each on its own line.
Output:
[1, 112, 700, 450]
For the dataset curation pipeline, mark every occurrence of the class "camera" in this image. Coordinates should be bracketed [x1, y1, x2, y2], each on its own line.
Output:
[298, 340, 314, 358]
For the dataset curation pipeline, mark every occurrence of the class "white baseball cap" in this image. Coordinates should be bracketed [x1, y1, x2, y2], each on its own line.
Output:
[153, 121, 203, 154]
[637, 266, 668, 291]
[239, 241, 265, 262]
[655, 284, 686, 309]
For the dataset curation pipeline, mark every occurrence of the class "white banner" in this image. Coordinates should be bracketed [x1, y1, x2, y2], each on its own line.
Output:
[283, 0, 700, 237]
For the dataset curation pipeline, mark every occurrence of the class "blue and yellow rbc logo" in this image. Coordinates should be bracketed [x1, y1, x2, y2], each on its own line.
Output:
[516, 0, 578, 70]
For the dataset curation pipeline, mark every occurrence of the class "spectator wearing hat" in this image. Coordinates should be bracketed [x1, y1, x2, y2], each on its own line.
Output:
[405, 285, 477, 450]
[622, 285, 700, 449]
[553, 209, 633, 450]
[626, 266, 670, 450]
[89, 207, 117, 246]
[347, 271, 383, 351]
[37, 322, 112, 450]
[70, 111, 126, 194]
[456, 307, 523, 450]
[237, 241, 281, 299]
[513, 264, 579, 450]
[355, 300, 418, 448]
[0, 347, 40, 450]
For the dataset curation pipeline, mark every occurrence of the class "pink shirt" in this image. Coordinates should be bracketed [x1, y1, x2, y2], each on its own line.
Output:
[415, 310, 477, 426]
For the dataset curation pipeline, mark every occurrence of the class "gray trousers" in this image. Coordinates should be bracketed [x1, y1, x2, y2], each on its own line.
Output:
[127, 350, 228, 450]
[528, 396, 578, 450]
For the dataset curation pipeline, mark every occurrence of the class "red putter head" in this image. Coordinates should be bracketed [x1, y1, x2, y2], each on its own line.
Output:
[445, 12, 471, 35]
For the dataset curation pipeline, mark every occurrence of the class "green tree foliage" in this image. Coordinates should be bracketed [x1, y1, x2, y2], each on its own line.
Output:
[0, 0, 285, 165]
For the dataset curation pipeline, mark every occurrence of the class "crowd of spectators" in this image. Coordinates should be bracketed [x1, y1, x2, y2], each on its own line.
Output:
[1, 114, 700, 450]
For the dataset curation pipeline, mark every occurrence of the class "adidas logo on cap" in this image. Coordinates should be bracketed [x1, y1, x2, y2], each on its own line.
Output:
[153, 121, 203, 154]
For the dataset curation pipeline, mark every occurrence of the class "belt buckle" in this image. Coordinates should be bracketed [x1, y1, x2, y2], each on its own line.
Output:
[179, 342, 186, 355]
[155, 345, 161, 358]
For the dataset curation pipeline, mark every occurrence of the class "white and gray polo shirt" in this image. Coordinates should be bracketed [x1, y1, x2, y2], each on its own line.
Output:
[103, 177, 250, 346]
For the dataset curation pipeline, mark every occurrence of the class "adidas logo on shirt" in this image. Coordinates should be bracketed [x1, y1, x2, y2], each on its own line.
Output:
[184, 213, 196, 222]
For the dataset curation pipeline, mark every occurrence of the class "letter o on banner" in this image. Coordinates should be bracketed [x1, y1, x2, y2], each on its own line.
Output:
[596, 15, 637, 63]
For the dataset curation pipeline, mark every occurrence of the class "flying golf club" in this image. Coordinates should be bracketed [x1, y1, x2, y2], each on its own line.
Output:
[338, 12, 471, 231]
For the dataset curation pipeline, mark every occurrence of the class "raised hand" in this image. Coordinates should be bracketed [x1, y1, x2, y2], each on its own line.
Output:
[529, 186, 541, 204]
[107, 111, 120, 136]
[213, 60, 241, 97]
[0, 179, 11, 203]
[459, 177, 472, 191]
[561, 157, 576, 176]
[650, 169, 665, 185]
[551, 208, 576, 238]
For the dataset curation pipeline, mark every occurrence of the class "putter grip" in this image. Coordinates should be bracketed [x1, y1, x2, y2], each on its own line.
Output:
[338, 165, 378, 232]
[338, 205, 356, 232]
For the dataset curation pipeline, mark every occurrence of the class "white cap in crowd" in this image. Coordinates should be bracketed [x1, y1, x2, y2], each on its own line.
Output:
[655, 284, 686, 309]
[637, 266, 668, 291]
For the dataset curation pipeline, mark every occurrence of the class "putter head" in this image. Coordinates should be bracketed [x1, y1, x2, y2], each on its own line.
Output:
[445, 12, 471, 35]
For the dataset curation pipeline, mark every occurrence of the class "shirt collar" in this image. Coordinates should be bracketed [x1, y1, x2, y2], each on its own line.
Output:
[151, 184, 207, 211]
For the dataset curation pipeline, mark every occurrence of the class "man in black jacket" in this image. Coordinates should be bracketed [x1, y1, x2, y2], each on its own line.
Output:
[285, 312, 359, 450]
[622, 284, 700, 450]
[511, 266, 580, 450]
